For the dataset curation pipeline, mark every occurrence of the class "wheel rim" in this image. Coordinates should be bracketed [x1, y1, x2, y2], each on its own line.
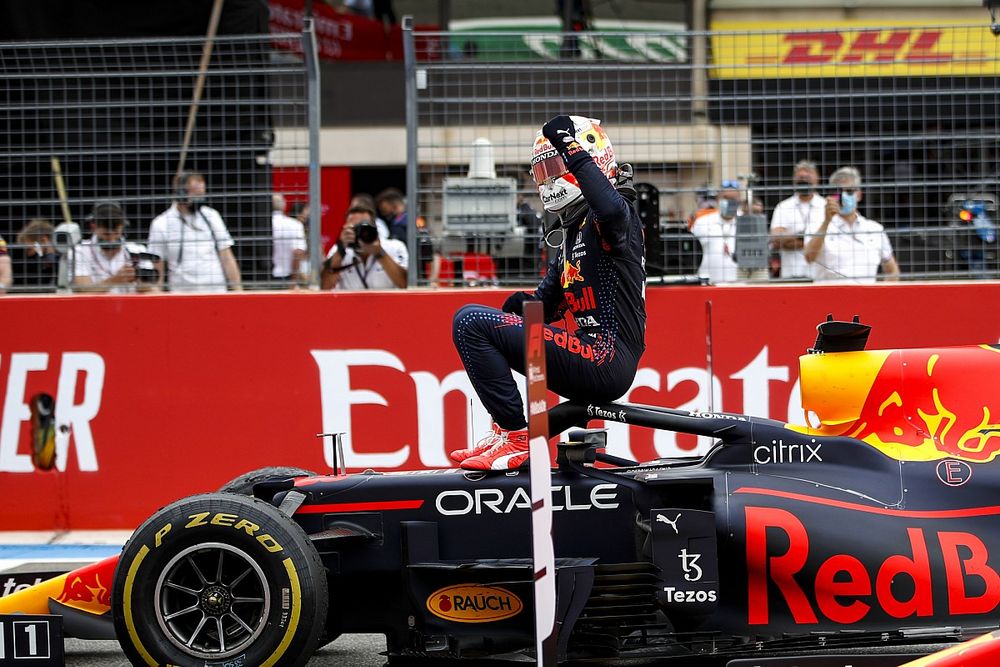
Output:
[154, 542, 271, 659]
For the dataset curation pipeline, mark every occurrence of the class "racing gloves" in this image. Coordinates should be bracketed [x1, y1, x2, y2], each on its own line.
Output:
[542, 115, 587, 168]
[501, 291, 534, 315]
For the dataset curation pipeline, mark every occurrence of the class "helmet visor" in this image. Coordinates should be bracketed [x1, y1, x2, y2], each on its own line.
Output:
[530, 151, 568, 185]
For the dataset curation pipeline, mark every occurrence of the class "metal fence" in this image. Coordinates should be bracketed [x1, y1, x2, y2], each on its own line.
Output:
[404, 21, 1000, 286]
[0, 29, 319, 294]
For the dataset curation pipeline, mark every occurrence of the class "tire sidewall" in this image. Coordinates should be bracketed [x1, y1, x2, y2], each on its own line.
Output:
[113, 493, 325, 667]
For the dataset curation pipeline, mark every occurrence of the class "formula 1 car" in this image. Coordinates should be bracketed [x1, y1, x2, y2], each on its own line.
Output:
[4, 318, 1000, 666]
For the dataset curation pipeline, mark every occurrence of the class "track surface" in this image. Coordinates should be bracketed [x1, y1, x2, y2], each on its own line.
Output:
[64, 636, 948, 667]
[65, 634, 389, 666]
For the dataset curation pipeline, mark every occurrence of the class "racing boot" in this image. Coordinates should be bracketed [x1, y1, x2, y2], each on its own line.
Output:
[460, 428, 530, 471]
[449, 423, 503, 463]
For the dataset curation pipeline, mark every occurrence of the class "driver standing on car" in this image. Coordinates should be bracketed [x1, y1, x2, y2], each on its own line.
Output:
[450, 115, 647, 470]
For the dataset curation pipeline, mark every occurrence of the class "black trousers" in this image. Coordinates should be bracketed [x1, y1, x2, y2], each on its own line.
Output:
[452, 304, 639, 430]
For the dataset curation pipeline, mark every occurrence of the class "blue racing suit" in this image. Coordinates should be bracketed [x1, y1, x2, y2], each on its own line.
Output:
[452, 149, 647, 430]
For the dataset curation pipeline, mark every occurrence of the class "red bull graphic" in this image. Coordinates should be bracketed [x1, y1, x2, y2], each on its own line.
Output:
[56, 561, 112, 613]
[744, 497, 1000, 626]
[542, 327, 594, 360]
[564, 286, 596, 313]
[561, 259, 584, 288]
[795, 346, 1000, 463]
[0, 555, 118, 616]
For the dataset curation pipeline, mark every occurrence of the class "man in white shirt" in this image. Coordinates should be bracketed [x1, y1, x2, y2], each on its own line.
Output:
[321, 206, 407, 290]
[770, 160, 824, 280]
[805, 166, 900, 284]
[148, 172, 242, 293]
[73, 201, 148, 294]
[691, 180, 769, 283]
[271, 194, 307, 284]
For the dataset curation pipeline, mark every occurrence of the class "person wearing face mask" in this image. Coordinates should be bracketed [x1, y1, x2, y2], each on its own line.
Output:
[449, 115, 646, 471]
[9, 219, 58, 293]
[73, 201, 157, 294]
[770, 160, 824, 281]
[690, 180, 746, 283]
[148, 171, 242, 293]
[804, 166, 900, 284]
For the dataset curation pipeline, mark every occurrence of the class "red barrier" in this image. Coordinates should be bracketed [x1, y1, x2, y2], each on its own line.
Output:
[1, 284, 998, 530]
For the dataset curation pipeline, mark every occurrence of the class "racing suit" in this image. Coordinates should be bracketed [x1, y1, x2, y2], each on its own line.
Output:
[452, 148, 647, 430]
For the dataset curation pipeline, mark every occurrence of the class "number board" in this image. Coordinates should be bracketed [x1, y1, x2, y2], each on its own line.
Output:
[0, 615, 64, 666]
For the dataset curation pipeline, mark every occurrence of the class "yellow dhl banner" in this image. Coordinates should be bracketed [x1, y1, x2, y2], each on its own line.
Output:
[710, 21, 1000, 78]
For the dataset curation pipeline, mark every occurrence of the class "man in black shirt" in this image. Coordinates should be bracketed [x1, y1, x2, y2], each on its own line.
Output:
[451, 115, 647, 470]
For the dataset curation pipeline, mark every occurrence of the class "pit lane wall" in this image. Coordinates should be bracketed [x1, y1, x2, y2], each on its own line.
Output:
[1, 283, 997, 530]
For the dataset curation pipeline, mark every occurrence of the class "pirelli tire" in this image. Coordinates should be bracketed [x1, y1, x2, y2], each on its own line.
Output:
[112, 492, 328, 667]
[219, 466, 317, 495]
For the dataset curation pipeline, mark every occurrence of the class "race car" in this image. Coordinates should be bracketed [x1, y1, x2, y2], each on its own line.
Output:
[3, 318, 999, 666]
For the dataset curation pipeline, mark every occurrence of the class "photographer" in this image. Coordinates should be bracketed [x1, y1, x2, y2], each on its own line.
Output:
[321, 206, 407, 290]
[805, 166, 900, 283]
[73, 201, 159, 294]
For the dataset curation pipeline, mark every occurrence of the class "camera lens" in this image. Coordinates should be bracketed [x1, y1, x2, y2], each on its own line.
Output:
[356, 222, 378, 244]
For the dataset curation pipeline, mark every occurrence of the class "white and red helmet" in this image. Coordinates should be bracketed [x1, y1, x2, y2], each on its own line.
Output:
[530, 116, 618, 212]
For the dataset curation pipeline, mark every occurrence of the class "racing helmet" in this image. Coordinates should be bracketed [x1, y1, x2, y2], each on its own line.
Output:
[531, 116, 618, 212]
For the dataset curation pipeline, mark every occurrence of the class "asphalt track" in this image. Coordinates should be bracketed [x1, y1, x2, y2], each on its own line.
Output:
[65, 634, 389, 666]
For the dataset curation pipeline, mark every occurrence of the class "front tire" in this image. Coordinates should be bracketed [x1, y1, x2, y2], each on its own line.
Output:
[112, 492, 328, 666]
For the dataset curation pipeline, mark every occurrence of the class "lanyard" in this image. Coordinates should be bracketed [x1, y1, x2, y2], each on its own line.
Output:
[353, 254, 375, 289]
[798, 199, 814, 228]
[176, 207, 220, 266]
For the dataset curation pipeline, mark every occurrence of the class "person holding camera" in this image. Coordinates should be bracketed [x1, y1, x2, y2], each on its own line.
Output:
[321, 206, 407, 290]
[804, 166, 900, 283]
[148, 171, 242, 293]
[73, 201, 159, 294]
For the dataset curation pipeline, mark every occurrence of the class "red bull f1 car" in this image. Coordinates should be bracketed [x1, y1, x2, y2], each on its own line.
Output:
[2, 318, 999, 666]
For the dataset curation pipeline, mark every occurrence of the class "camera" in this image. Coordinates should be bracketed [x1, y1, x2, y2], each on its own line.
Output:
[53, 222, 82, 254]
[126, 243, 161, 283]
[354, 221, 379, 245]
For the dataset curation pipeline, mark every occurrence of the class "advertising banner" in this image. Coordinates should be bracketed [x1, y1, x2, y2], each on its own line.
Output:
[447, 18, 687, 63]
[0, 284, 998, 530]
[710, 21, 1000, 78]
[269, 0, 414, 61]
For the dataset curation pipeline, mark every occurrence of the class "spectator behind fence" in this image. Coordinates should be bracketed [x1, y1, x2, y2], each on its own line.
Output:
[9, 219, 57, 293]
[148, 172, 242, 293]
[0, 236, 11, 294]
[691, 180, 743, 283]
[73, 201, 159, 294]
[272, 194, 308, 285]
[805, 166, 900, 283]
[321, 205, 407, 290]
[770, 160, 824, 281]
[375, 187, 408, 244]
